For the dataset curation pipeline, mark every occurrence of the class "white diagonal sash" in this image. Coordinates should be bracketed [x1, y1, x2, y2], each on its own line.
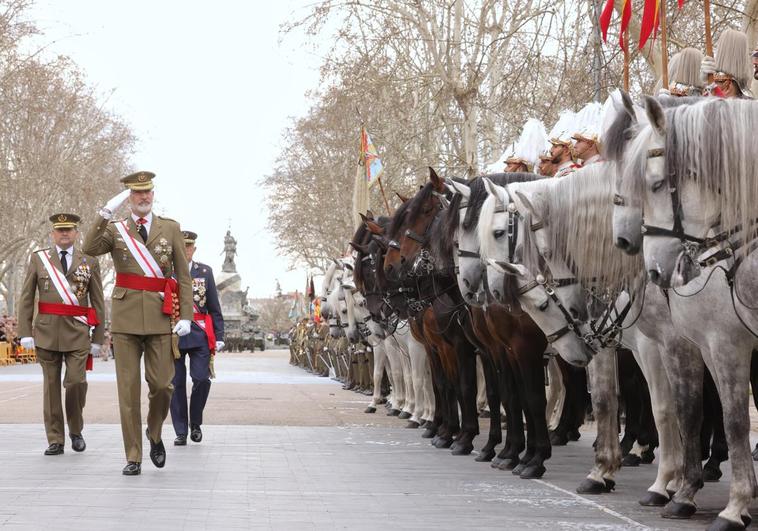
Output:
[114, 220, 164, 278]
[36, 250, 88, 325]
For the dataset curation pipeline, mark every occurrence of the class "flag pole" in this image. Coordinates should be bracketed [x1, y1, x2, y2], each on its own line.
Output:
[376, 177, 391, 215]
[704, 0, 713, 57]
[623, 28, 630, 91]
[660, 0, 669, 89]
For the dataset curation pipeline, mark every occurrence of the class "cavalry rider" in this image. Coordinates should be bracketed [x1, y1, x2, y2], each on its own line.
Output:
[701, 29, 754, 99]
[84, 171, 193, 476]
[537, 152, 555, 177]
[547, 110, 580, 177]
[571, 102, 603, 167]
[170, 231, 224, 446]
[505, 118, 549, 174]
[18, 213, 105, 456]
[663, 48, 704, 97]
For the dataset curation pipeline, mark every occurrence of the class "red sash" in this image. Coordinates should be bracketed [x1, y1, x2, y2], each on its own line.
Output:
[115, 273, 177, 316]
[38, 302, 99, 326]
[193, 311, 217, 354]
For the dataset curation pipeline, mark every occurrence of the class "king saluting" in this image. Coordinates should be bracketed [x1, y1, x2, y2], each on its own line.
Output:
[83, 171, 193, 475]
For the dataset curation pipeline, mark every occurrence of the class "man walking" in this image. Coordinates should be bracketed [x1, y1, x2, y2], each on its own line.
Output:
[83, 172, 193, 475]
[18, 213, 104, 455]
[171, 231, 224, 445]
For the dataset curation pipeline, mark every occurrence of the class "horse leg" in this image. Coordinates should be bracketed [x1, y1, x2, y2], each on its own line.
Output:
[366, 341, 386, 413]
[476, 356, 488, 415]
[617, 348, 641, 457]
[450, 342, 478, 456]
[385, 337, 405, 415]
[751, 350, 758, 460]
[405, 335, 426, 428]
[397, 343, 414, 419]
[514, 338, 550, 479]
[494, 357, 525, 470]
[545, 355, 564, 431]
[702, 367, 728, 482]
[475, 352, 501, 462]
[577, 346, 621, 495]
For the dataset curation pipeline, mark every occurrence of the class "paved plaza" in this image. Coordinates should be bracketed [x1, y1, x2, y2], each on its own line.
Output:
[0, 350, 753, 530]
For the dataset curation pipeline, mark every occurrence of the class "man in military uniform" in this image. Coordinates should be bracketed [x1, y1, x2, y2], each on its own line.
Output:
[701, 29, 754, 99]
[18, 213, 105, 455]
[171, 231, 224, 446]
[83, 172, 193, 475]
[537, 153, 554, 176]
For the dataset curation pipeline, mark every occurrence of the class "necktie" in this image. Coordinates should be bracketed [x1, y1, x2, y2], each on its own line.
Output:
[60, 250, 68, 274]
[137, 218, 148, 243]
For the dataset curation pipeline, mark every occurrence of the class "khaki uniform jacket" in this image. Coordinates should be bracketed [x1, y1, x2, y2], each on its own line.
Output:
[83, 214, 193, 335]
[17, 248, 105, 351]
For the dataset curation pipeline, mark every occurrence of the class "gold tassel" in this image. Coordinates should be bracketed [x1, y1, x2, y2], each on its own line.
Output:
[171, 292, 181, 359]
[209, 354, 216, 379]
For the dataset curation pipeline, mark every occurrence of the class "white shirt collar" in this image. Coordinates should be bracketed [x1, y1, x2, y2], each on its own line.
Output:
[55, 245, 73, 268]
[188, 260, 194, 272]
[131, 211, 153, 234]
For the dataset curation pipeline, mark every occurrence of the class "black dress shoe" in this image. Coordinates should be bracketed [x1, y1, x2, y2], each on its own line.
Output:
[122, 461, 141, 475]
[190, 425, 202, 443]
[70, 434, 86, 452]
[44, 443, 64, 456]
[146, 429, 166, 468]
[174, 435, 187, 446]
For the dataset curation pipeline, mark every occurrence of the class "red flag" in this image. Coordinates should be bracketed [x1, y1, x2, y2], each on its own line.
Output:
[619, 0, 632, 50]
[678, 0, 685, 6]
[599, 0, 614, 42]
[639, 0, 660, 49]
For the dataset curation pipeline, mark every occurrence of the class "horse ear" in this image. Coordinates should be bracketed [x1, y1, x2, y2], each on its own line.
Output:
[644, 96, 666, 136]
[365, 209, 375, 220]
[366, 220, 385, 235]
[620, 90, 637, 124]
[332, 258, 343, 269]
[514, 190, 538, 218]
[429, 167, 446, 193]
[487, 259, 526, 277]
[446, 179, 471, 199]
[395, 191, 409, 203]
[359, 213, 368, 223]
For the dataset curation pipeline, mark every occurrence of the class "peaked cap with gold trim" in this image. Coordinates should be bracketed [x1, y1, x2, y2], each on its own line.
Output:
[121, 171, 156, 191]
[49, 213, 80, 229]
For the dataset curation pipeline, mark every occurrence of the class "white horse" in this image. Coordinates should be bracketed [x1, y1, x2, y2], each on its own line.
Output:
[616, 95, 758, 530]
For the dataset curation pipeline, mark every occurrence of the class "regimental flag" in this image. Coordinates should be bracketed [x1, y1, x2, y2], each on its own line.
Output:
[599, 0, 632, 50]
[360, 128, 384, 188]
[639, 0, 660, 49]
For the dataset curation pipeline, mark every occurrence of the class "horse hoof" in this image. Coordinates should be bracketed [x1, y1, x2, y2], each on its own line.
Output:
[490, 456, 504, 468]
[451, 444, 473, 456]
[435, 437, 453, 449]
[387, 409, 401, 416]
[742, 514, 752, 527]
[640, 448, 655, 464]
[398, 411, 411, 420]
[639, 491, 670, 507]
[576, 478, 606, 495]
[549, 431, 569, 446]
[364, 406, 376, 414]
[475, 448, 496, 462]
[421, 428, 436, 439]
[479, 409, 491, 419]
[519, 464, 546, 479]
[405, 420, 420, 429]
[498, 457, 520, 471]
[512, 463, 526, 475]
[702, 465, 723, 482]
[621, 453, 642, 467]
[604, 479, 615, 492]
[421, 420, 433, 429]
[568, 429, 580, 441]
[661, 500, 697, 519]
[706, 516, 746, 531]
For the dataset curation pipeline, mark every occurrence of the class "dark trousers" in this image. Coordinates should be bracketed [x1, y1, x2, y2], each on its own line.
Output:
[170, 346, 211, 436]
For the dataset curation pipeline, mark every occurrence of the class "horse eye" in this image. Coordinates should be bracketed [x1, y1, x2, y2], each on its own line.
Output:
[652, 180, 665, 193]
[494, 229, 505, 239]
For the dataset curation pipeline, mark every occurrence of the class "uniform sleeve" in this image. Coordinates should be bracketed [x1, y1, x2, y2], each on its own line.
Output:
[205, 267, 224, 342]
[82, 215, 115, 256]
[17, 256, 38, 338]
[88, 258, 106, 345]
[172, 223, 193, 321]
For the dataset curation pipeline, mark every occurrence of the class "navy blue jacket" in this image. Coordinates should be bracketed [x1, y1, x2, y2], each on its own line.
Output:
[179, 261, 224, 350]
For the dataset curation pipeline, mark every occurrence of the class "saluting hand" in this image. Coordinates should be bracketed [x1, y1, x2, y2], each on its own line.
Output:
[99, 189, 131, 220]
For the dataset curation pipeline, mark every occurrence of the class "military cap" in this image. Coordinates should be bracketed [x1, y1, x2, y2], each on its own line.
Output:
[49, 213, 80, 229]
[121, 171, 155, 191]
[182, 231, 198, 245]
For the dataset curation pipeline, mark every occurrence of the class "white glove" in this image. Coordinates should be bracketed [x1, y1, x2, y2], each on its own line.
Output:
[173, 319, 191, 336]
[215, 341, 225, 352]
[700, 56, 716, 82]
[90, 343, 101, 356]
[657, 88, 670, 96]
[20, 337, 35, 350]
[99, 189, 130, 220]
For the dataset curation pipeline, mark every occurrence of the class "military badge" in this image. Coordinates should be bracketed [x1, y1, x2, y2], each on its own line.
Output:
[192, 278, 207, 307]
[153, 237, 173, 272]
[72, 263, 92, 298]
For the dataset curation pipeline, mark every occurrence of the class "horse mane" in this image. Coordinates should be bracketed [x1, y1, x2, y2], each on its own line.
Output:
[626, 98, 758, 248]
[352, 215, 391, 291]
[543, 163, 643, 290]
[388, 181, 438, 238]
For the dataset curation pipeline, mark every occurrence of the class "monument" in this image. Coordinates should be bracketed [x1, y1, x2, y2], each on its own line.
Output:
[216, 229, 259, 351]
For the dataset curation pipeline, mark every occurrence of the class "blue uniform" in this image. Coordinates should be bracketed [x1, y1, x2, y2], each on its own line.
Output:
[170, 261, 224, 436]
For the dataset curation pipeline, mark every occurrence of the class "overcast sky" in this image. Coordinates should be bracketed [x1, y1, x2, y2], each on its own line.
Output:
[29, 0, 324, 297]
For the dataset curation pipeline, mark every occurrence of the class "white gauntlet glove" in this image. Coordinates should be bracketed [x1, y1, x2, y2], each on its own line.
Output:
[215, 341, 225, 352]
[700, 56, 716, 83]
[20, 337, 35, 350]
[172, 320, 191, 337]
[90, 344, 102, 356]
[99, 189, 130, 220]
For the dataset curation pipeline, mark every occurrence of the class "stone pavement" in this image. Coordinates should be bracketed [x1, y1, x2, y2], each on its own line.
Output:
[0, 349, 753, 530]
